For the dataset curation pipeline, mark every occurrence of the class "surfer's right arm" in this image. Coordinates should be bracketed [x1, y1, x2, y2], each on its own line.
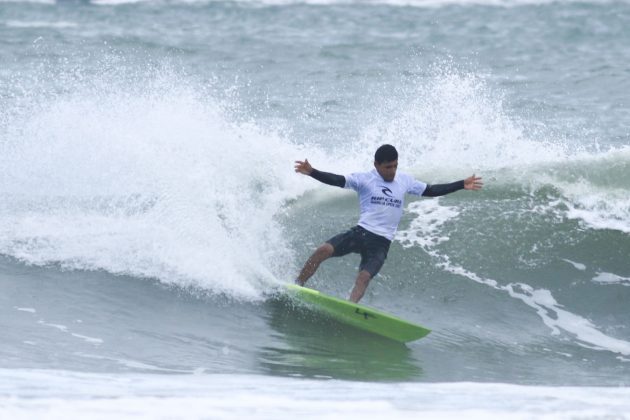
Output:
[294, 159, 346, 188]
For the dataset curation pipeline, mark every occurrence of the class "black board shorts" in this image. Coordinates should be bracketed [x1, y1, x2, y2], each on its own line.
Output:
[326, 225, 391, 278]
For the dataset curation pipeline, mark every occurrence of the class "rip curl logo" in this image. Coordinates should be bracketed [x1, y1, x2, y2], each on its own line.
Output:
[371, 186, 402, 208]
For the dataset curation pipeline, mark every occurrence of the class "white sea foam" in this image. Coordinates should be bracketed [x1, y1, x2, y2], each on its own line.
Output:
[15, 307, 37, 313]
[37, 320, 104, 344]
[395, 199, 460, 247]
[1, 369, 630, 419]
[562, 259, 586, 271]
[4, 20, 78, 29]
[0, 66, 324, 300]
[547, 149, 630, 233]
[358, 71, 571, 181]
[593, 272, 630, 287]
[37, 321, 69, 332]
[564, 191, 630, 234]
[522, 148, 630, 235]
[70, 334, 104, 345]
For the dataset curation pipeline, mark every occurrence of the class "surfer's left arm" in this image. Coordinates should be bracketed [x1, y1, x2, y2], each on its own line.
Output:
[422, 174, 483, 197]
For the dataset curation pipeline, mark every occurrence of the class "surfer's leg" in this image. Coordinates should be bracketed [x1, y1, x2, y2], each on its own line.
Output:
[349, 270, 372, 303]
[349, 237, 390, 302]
[297, 227, 361, 285]
[295, 243, 334, 286]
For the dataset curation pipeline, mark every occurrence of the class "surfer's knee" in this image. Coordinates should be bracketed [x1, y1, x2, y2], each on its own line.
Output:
[313, 243, 334, 261]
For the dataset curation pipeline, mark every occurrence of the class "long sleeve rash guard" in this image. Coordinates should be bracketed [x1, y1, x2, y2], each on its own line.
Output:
[309, 168, 465, 197]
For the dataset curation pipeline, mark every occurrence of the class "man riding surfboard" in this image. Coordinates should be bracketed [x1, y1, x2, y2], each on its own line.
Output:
[294, 144, 483, 303]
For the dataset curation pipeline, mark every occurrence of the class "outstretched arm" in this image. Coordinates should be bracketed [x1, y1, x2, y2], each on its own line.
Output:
[422, 174, 483, 197]
[294, 159, 345, 188]
[464, 174, 483, 190]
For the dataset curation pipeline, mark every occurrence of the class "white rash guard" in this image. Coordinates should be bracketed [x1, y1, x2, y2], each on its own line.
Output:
[344, 169, 427, 240]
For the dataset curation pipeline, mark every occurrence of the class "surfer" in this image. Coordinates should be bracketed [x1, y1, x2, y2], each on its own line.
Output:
[294, 144, 483, 303]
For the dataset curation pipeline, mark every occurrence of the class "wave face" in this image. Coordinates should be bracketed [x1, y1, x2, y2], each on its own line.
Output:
[1, 0, 629, 397]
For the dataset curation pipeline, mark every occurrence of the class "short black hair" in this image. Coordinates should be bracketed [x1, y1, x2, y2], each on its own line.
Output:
[374, 144, 398, 164]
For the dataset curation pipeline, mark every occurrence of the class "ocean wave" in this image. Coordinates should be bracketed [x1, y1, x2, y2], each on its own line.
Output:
[354, 69, 630, 235]
[69, 0, 630, 8]
[2, 369, 630, 418]
[398, 199, 630, 358]
[3, 0, 620, 7]
[0, 63, 325, 300]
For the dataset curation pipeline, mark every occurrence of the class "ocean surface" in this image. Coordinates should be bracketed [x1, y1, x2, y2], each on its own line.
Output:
[1, 0, 630, 418]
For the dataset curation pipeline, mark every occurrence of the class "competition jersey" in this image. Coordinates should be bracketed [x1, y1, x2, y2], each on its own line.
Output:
[344, 169, 427, 240]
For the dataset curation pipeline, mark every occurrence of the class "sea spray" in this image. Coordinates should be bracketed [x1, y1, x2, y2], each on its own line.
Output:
[0, 63, 319, 299]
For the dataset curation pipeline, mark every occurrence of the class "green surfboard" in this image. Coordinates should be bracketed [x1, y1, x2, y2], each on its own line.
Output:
[285, 284, 431, 343]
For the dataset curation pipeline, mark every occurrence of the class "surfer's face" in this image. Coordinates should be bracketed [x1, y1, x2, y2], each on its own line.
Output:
[374, 159, 398, 182]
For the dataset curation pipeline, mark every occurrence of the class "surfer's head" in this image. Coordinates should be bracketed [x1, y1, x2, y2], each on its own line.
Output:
[374, 144, 398, 182]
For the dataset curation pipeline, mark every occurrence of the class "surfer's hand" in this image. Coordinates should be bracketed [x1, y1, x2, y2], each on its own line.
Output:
[464, 174, 483, 190]
[294, 159, 313, 175]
